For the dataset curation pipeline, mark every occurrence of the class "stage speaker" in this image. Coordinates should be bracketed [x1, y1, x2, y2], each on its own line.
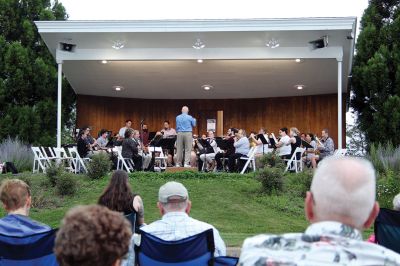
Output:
[60, 42, 76, 52]
[308, 36, 328, 50]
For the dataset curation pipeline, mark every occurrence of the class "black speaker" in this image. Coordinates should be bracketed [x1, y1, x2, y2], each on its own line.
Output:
[60, 42, 76, 52]
[308, 36, 328, 50]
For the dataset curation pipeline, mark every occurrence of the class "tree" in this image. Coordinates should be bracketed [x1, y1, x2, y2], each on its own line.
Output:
[351, 0, 400, 147]
[0, 0, 75, 145]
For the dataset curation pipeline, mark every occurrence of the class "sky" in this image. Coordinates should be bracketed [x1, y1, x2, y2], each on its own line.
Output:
[58, 0, 369, 126]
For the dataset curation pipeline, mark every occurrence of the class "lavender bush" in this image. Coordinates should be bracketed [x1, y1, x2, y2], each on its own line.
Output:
[0, 137, 34, 172]
[368, 143, 400, 175]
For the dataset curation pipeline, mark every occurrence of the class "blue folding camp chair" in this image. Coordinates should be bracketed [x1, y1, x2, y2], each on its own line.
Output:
[0, 229, 58, 266]
[374, 208, 400, 253]
[125, 212, 137, 233]
[136, 228, 238, 266]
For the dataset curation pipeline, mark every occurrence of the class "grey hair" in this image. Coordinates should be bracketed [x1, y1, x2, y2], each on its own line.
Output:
[161, 199, 188, 212]
[182, 106, 189, 113]
[311, 156, 376, 229]
[393, 194, 400, 211]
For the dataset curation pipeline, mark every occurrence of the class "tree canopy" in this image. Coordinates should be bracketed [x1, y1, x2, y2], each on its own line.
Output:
[0, 0, 75, 145]
[351, 0, 400, 146]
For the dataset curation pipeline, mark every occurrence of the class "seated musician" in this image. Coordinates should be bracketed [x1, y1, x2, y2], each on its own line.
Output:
[274, 127, 291, 160]
[197, 131, 219, 172]
[249, 128, 271, 156]
[133, 130, 152, 170]
[141, 123, 150, 146]
[215, 128, 237, 172]
[96, 129, 109, 149]
[228, 129, 250, 172]
[303, 133, 318, 168]
[121, 129, 142, 171]
[77, 127, 98, 158]
[317, 128, 335, 160]
[286, 127, 302, 159]
[160, 121, 176, 166]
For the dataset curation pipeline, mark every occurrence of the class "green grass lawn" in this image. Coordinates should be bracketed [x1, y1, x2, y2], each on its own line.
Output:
[0, 171, 374, 246]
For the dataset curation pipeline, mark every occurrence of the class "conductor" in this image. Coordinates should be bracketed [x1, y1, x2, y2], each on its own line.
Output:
[176, 106, 196, 167]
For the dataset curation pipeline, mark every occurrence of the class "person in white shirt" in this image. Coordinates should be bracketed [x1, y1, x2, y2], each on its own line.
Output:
[197, 131, 219, 171]
[274, 127, 291, 159]
[239, 157, 400, 266]
[161, 120, 177, 138]
[141, 181, 226, 257]
[118, 119, 132, 140]
[96, 129, 109, 148]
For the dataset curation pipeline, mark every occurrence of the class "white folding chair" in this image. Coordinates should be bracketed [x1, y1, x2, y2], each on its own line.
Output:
[31, 147, 49, 173]
[53, 147, 74, 172]
[284, 147, 305, 173]
[240, 146, 257, 174]
[113, 146, 135, 173]
[333, 148, 347, 157]
[40, 147, 57, 163]
[67, 147, 90, 174]
[148, 146, 167, 172]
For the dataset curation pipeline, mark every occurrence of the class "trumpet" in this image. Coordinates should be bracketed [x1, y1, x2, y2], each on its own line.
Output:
[315, 136, 324, 147]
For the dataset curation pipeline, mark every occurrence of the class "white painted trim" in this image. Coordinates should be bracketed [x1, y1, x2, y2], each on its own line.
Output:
[35, 17, 356, 33]
[57, 63, 62, 148]
[337, 60, 343, 149]
[56, 46, 344, 61]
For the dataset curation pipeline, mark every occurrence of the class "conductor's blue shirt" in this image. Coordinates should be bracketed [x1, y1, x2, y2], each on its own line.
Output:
[176, 113, 196, 132]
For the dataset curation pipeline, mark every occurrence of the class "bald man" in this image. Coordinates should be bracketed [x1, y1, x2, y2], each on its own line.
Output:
[239, 157, 400, 265]
[175, 106, 196, 167]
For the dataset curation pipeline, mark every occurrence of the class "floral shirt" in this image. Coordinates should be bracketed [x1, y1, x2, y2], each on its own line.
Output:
[239, 221, 400, 266]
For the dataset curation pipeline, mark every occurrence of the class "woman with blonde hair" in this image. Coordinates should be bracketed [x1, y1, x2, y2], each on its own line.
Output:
[287, 127, 302, 160]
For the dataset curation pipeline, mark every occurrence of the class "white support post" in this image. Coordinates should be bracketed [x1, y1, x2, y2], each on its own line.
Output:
[337, 60, 343, 149]
[57, 62, 63, 149]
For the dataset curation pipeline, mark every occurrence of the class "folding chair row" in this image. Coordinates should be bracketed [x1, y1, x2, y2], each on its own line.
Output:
[240, 146, 257, 174]
[284, 147, 306, 173]
[113, 146, 135, 173]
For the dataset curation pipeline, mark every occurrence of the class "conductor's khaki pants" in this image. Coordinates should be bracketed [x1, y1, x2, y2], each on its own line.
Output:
[176, 132, 192, 166]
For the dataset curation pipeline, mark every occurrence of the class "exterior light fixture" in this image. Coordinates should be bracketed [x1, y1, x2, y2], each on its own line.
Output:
[295, 58, 302, 63]
[113, 86, 124, 91]
[265, 38, 280, 48]
[101, 60, 108, 64]
[197, 59, 203, 63]
[193, 38, 205, 50]
[202, 84, 213, 91]
[112, 40, 125, 50]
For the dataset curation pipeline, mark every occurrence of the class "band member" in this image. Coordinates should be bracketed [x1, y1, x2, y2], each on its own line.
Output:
[304, 133, 319, 168]
[161, 121, 177, 138]
[141, 123, 150, 146]
[77, 127, 98, 158]
[287, 127, 302, 159]
[317, 128, 335, 160]
[121, 129, 142, 171]
[133, 130, 152, 170]
[118, 119, 132, 140]
[275, 127, 291, 160]
[250, 128, 270, 155]
[197, 131, 219, 171]
[96, 129, 109, 149]
[175, 106, 196, 167]
[215, 128, 237, 171]
[228, 129, 250, 172]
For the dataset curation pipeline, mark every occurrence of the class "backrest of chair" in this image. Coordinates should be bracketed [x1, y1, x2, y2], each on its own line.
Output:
[31, 147, 45, 159]
[246, 146, 256, 158]
[125, 212, 136, 234]
[213, 256, 239, 266]
[137, 229, 214, 266]
[0, 229, 59, 266]
[374, 208, 400, 253]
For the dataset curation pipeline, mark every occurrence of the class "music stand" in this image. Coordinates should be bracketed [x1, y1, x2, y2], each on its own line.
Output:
[257, 134, 269, 154]
[147, 134, 163, 171]
[269, 137, 276, 148]
[197, 138, 213, 171]
[301, 140, 313, 149]
[215, 137, 230, 172]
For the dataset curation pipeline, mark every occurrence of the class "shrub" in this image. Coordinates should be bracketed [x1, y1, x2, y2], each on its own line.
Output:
[0, 137, 34, 172]
[376, 170, 400, 209]
[255, 167, 284, 195]
[56, 173, 77, 196]
[46, 162, 65, 186]
[284, 170, 313, 197]
[86, 152, 112, 179]
[368, 142, 400, 175]
[257, 152, 285, 169]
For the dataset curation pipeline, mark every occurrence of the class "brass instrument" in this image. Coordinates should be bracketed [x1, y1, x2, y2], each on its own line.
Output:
[248, 133, 258, 148]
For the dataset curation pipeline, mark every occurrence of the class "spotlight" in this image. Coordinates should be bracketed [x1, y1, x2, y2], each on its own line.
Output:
[101, 60, 108, 64]
[113, 86, 124, 91]
[202, 84, 213, 91]
[60, 42, 76, 52]
[197, 59, 203, 63]
[294, 85, 305, 90]
[295, 58, 303, 63]
[308, 36, 328, 50]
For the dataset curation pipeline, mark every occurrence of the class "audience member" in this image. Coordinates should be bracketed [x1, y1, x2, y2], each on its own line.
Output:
[141, 181, 226, 256]
[0, 179, 51, 236]
[98, 170, 144, 226]
[0, 161, 18, 174]
[275, 127, 291, 159]
[121, 128, 142, 171]
[54, 205, 131, 266]
[228, 129, 250, 172]
[175, 106, 196, 167]
[239, 157, 400, 265]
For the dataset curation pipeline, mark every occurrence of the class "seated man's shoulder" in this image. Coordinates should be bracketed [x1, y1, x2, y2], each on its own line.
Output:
[240, 233, 400, 266]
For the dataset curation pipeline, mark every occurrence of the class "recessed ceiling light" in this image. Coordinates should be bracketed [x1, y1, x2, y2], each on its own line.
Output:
[101, 60, 108, 64]
[193, 38, 205, 50]
[112, 40, 125, 50]
[294, 85, 305, 90]
[202, 84, 213, 91]
[197, 59, 203, 63]
[113, 86, 124, 91]
[295, 58, 302, 63]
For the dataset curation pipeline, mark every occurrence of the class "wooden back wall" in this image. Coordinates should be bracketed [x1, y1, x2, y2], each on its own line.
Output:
[76, 94, 346, 148]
